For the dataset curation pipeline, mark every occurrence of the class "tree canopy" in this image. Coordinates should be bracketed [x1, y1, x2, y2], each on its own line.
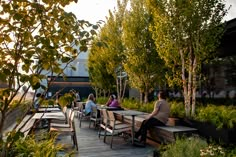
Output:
[122, 0, 166, 103]
[146, 0, 228, 116]
[0, 0, 98, 138]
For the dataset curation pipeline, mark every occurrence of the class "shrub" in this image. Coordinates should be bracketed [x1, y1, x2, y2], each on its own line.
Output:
[0, 131, 67, 157]
[225, 145, 236, 157]
[139, 102, 153, 113]
[169, 101, 185, 118]
[195, 105, 236, 129]
[96, 97, 109, 105]
[160, 136, 208, 157]
[121, 98, 155, 113]
[122, 98, 140, 110]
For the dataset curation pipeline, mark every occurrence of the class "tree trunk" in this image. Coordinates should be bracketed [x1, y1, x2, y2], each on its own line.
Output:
[94, 87, 98, 99]
[119, 71, 122, 101]
[144, 89, 148, 104]
[103, 89, 106, 98]
[121, 78, 127, 101]
[0, 111, 5, 140]
[140, 92, 143, 104]
[187, 48, 193, 117]
[191, 57, 197, 117]
[116, 77, 120, 101]
[180, 49, 190, 117]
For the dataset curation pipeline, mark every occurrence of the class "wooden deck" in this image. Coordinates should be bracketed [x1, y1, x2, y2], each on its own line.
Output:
[56, 117, 157, 157]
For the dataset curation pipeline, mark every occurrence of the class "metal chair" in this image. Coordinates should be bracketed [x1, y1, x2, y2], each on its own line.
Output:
[75, 102, 90, 128]
[100, 110, 131, 148]
[50, 111, 78, 150]
[50, 109, 73, 128]
[89, 106, 101, 128]
[49, 106, 68, 124]
[98, 109, 109, 141]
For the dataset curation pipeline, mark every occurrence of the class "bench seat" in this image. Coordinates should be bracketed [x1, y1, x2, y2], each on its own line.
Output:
[149, 125, 198, 144]
[114, 110, 198, 144]
[16, 114, 36, 138]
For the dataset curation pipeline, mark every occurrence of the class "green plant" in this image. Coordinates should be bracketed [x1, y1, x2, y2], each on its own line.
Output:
[0, 0, 98, 139]
[169, 101, 185, 118]
[122, 98, 140, 110]
[195, 105, 236, 129]
[0, 131, 69, 157]
[225, 145, 236, 157]
[159, 136, 208, 157]
[96, 97, 109, 105]
[139, 102, 154, 113]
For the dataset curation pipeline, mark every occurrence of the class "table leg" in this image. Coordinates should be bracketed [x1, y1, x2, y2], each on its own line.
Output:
[131, 115, 135, 144]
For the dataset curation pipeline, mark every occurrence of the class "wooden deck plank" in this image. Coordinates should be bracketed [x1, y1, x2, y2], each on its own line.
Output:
[56, 117, 156, 156]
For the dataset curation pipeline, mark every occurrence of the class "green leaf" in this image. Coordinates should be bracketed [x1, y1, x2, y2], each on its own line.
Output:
[90, 30, 97, 35]
[0, 73, 7, 82]
[64, 46, 72, 52]
[61, 56, 71, 63]
[79, 46, 88, 52]
[92, 25, 99, 29]
[3, 68, 11, 75]
[20, 75, 29, 83]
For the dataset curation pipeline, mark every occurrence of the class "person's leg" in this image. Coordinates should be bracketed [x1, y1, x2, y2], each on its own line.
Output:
[85, 112, 91, 116]
[140, 118, 165, 143]
[135, 120, 147, 139]
[97, 110, 101, 118]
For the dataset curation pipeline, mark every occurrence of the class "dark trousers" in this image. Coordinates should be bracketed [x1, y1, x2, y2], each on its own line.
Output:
[135, 117, 165, 142]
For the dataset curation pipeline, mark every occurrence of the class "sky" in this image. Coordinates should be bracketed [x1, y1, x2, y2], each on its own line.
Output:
[65, 0, 236, 24]
[64, 0, 117, 24]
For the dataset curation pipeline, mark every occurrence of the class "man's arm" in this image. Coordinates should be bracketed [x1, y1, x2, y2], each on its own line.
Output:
[146, 107, 159, 120]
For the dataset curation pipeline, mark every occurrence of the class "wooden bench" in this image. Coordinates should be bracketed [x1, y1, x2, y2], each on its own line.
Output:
[148, 125, 198, 144]
[15, 114, 36, 138]
[114, 111, 198, 144]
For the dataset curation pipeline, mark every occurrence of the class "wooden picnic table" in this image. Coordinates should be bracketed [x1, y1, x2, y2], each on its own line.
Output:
[37, 107, 61, 112]
[32, 112, 65, 120]
[97, 105, 122, 110]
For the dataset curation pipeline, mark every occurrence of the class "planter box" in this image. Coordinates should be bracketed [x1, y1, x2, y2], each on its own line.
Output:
[153, 149, 160, 157]
[185, 119, 236, 144]
[167, 117, 181, 126]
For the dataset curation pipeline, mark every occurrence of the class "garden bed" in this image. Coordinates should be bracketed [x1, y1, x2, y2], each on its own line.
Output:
[184, 119, 236, 145]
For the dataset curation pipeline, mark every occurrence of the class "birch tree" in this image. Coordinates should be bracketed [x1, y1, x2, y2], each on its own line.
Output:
[88, 0, 128, 102]
[122, 0, 166, 103]
[88, 38, 116, 98]
[147, 0, 228, 117]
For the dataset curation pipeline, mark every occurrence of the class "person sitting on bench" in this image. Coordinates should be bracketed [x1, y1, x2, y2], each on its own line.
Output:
[135, 91, 170, 147]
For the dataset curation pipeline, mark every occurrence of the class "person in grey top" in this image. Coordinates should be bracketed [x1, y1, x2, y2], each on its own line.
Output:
[135, 91, 170, 147]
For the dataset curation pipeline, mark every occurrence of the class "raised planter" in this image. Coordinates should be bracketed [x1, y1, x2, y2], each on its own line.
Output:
[184, 119, 236, 145]
[153, 149, 160, 157]
[167, 117, 181, 126]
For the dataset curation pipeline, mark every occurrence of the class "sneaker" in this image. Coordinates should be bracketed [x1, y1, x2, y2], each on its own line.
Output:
[133, 141, 146, 147]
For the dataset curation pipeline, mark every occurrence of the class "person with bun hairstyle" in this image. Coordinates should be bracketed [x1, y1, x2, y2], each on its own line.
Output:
[106, 94, 120, 108]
